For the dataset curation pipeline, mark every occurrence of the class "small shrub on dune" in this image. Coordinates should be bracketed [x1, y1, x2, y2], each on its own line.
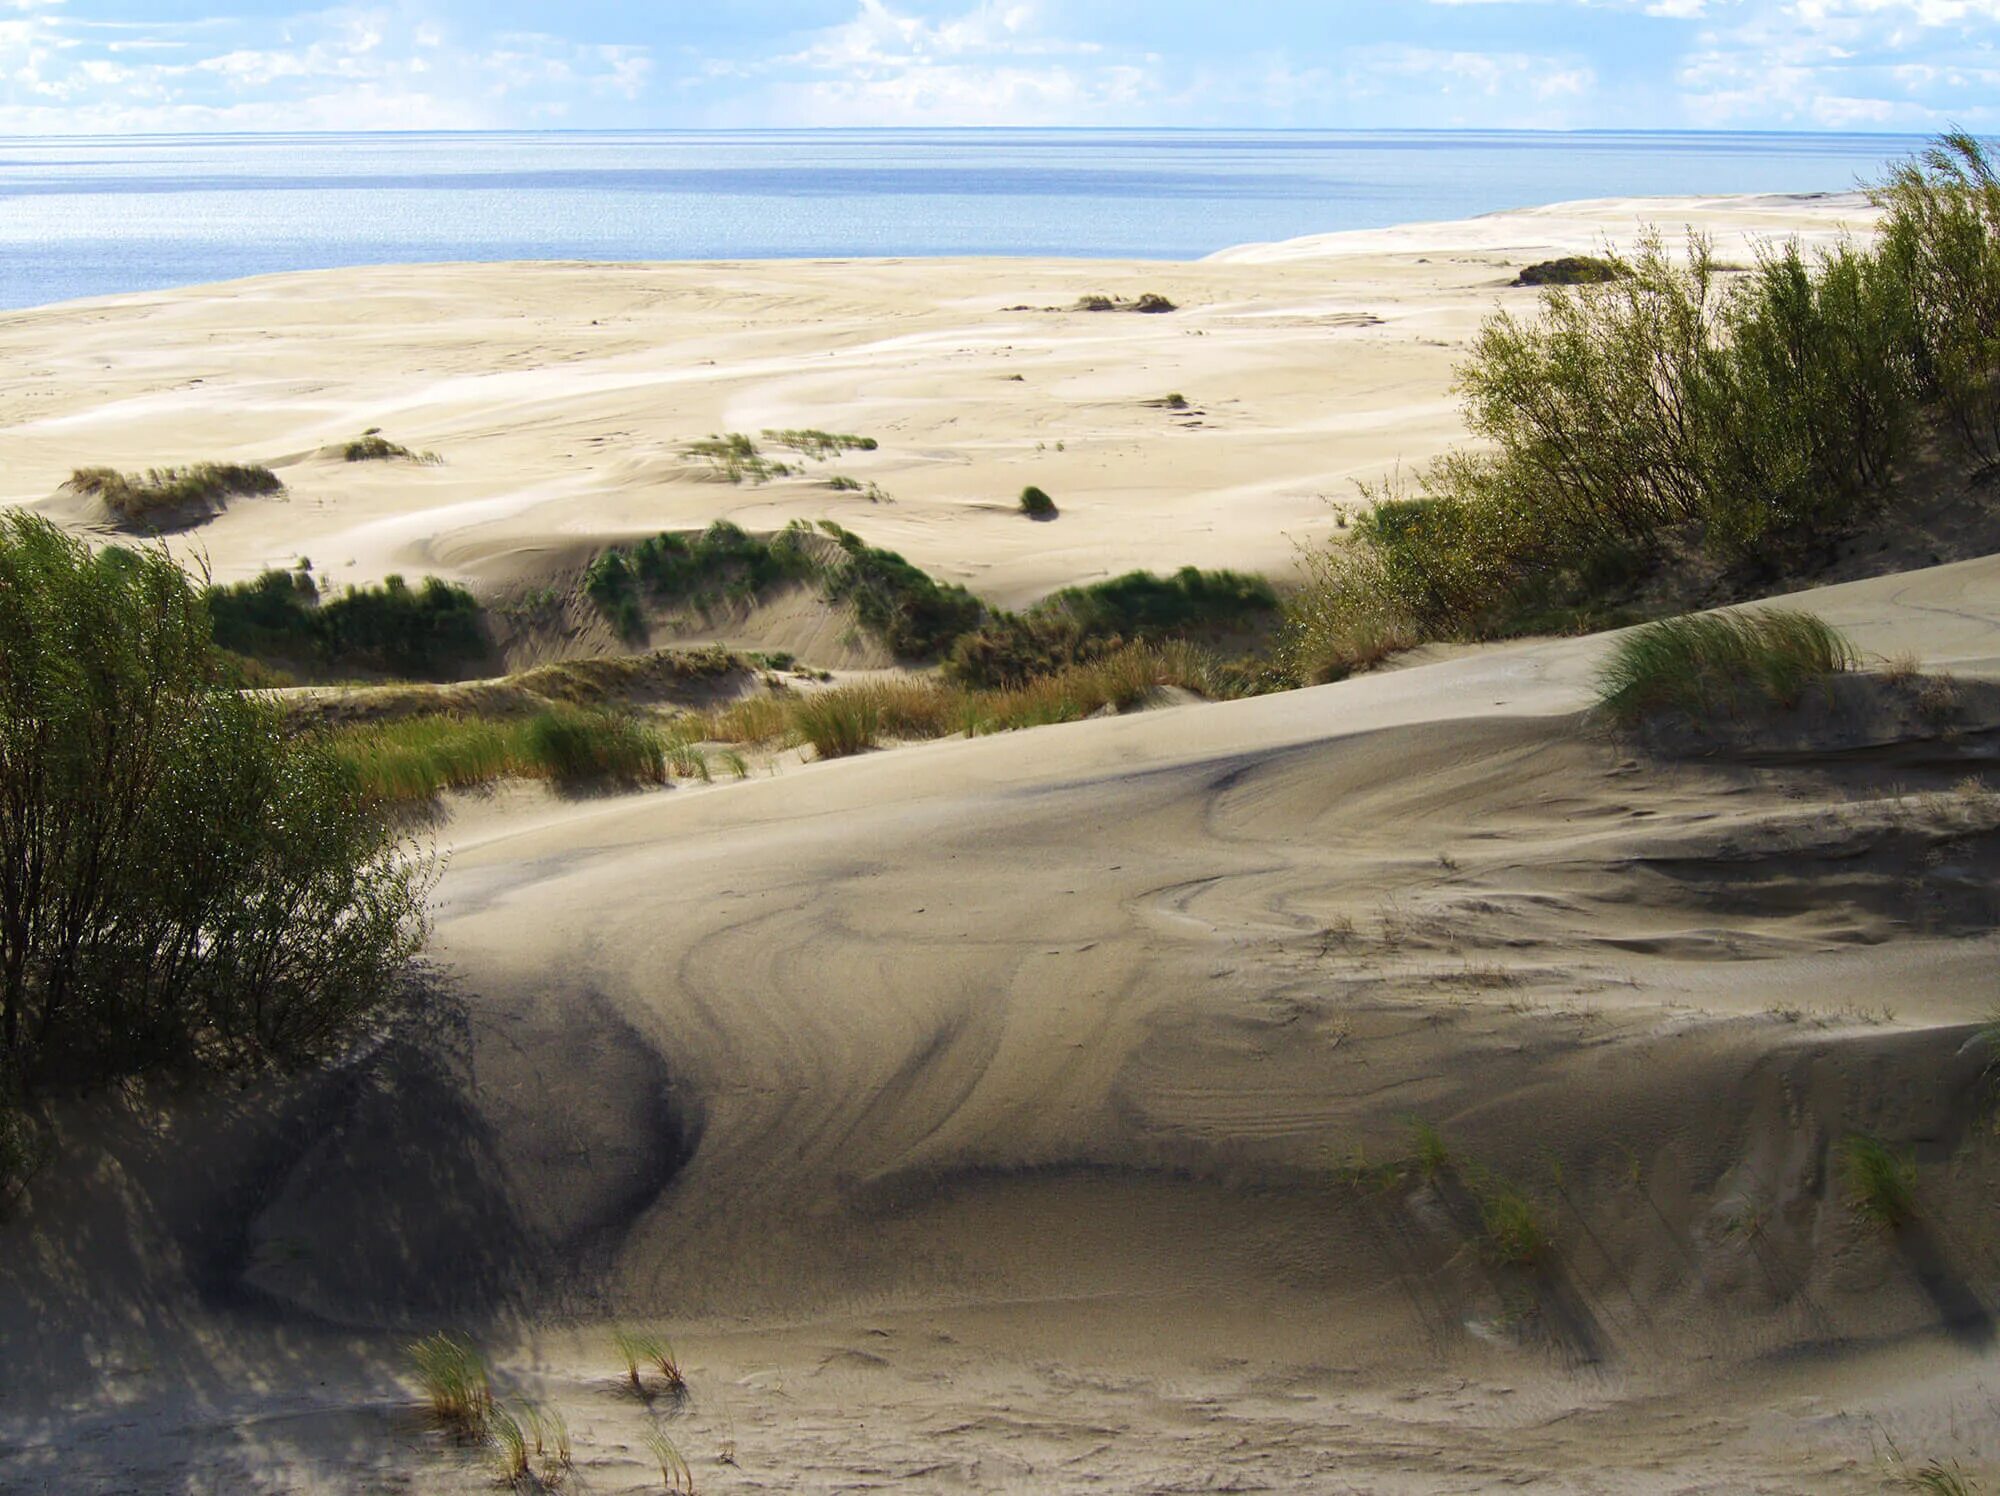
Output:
[1019, 485, 1058, 519]
[1594, 608, 1857, 727]
[408, 1333, 493, 1440]
[1842, 1133, 1918, 1229]
[71, 462, 282, 526]
[1512, 255, 1625, 287]
[341, 431, 436, 463]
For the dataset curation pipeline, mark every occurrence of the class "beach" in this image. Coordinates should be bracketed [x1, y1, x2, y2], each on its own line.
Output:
[6, 189, 2000, 1494]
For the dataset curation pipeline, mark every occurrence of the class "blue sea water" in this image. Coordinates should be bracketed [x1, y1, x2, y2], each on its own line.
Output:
[0, 128, 1922, 311]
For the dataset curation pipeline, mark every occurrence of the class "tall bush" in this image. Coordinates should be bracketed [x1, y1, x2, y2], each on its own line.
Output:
[0, 516, 428, 1103]
[1873, 132, 2000, 468]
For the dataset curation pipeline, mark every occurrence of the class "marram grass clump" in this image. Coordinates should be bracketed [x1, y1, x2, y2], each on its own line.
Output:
[70, 462, 282, 525]
[1595, 608, 1856, 727]
[408, 1332, 493, 1440]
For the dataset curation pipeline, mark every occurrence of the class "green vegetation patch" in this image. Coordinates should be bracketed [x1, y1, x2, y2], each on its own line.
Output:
[342, 431, 438, 463]
[1594, 608, 1856, 727]
[816, 522, 985, 658]
[206, 566, 487, 680]
[1512, 255, 1626, 287]
[1019, 485, 1058, 519]
[326, 705, 670, 803]
[0, 514, 427, 1127]
[70, 462, 282, 527]
[584, 520, 819, 639]
[683, 432, 796, 484]
[1276, 133, 2000, 687]
[1048, 566, 1278, 639]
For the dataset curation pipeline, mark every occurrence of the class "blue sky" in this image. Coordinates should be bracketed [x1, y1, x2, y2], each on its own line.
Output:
[0, 0, 1995, 134]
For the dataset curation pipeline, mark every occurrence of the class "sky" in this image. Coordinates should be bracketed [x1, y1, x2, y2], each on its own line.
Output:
[0, 0, 1995, 136]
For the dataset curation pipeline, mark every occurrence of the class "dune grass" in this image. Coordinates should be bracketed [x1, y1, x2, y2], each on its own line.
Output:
[1843, 1133, 1919, 1229]
[612, 1328, 687, 1399]
[1595, 608, 1857, 726]
[342, 431, 439, 463]
[327, 706, 669, 802]
[1475, 1179, 1550, 1265]
[763, 428, 877, 458]
[70, 462, 282, 525]
[644, 1426, 696, 1493]
[408, 1333, 493, 1440]
[1409, 1120, 1451, 1184]
[1020, 485, 1058, 518]
[698, 641, 1214, 761]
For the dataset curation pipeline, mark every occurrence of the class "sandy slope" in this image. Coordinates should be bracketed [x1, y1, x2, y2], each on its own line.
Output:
[4, 551, 1998, 1494]
[0, 194, 1870, 612]
[9, 194, 2000, 1494]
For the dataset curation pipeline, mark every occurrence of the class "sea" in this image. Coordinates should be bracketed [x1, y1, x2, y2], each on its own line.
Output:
[0, 128, 1923, 312]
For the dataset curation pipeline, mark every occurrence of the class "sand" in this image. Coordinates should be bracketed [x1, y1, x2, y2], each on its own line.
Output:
[8, 193, 2000, 1495]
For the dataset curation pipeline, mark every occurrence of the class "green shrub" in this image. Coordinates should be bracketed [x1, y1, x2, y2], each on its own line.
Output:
[1046, 566, 1278, 638]
[206, 568, 486, 679]
[1513, 256, 1624, 287]
[0, 515, 428, 1101]
[946, 611, 1097, 690]
[1873, 132, 2000, 469]
[1594, 608, 1856, 726]
[70, 462, 282, 526]
[1020, 485, 1058, 518]
[585, 520, 819, 640]
[818, 525, 984, 658]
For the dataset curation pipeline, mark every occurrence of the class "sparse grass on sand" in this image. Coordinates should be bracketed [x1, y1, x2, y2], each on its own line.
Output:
[1409, 1120, 1450, 1183]
[1595, 609, 1857, 726]
[342, 431, 439, 463]
[1843, 1133, 1919, 1229]
[328, 706, 668, 802]
[612, 1328, 687, 1398]
[704, 641, 1215, 761]
[644, 1426, 697, 1493]
[69, 462, 282, 525]
[408, 1333, 493, 1440]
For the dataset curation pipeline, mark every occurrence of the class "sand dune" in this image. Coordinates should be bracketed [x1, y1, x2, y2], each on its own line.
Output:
[6, 194, 1999, 1495]
[6, 553, 1998, 1492]
[0, 193, 1871, 615]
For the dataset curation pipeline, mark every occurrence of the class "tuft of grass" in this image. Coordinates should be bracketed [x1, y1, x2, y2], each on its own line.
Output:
[1842, 1133, 1919, 1229]
[1409, 1120, 1450, 1183]
[644, 1426, 696, 1493]
[523, 707, 667, 786]
[488, 1403, 530, 1484]
[71, 462, 282, 526]
[792, 687, 884, 759]
[1477, 1181, 1550, 1265]
[1074, 292, 1176, 313]
[613, 1328, 687, 1398]
[522, 1403, 573, 1488]
[1906, 1461, 1981, 1495]
[1595, 608, 1857, 726]
[683, 433, 794, 485]
[408, 1333, 492, 1440]
[1019, 485, 1058, 519]
[342, 433, 437, 463]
